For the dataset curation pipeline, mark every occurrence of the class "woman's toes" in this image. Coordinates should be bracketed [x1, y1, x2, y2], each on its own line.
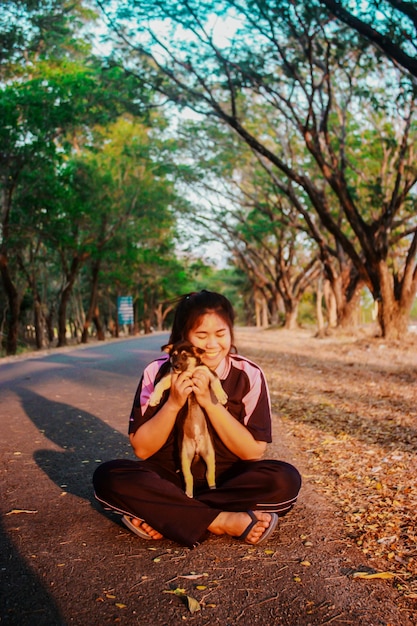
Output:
[245, 513, 271, 544]
[141, 522, 163, 540]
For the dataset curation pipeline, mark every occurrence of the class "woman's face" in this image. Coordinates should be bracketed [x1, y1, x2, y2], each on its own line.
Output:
[187, 312, 232, 370]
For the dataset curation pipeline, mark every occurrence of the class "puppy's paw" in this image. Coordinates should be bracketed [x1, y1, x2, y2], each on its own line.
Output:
[149, 392, 161, 407]
[209, 379, 228, 405]
[217, 390, 228, 405]
[184, 483, 194, 498]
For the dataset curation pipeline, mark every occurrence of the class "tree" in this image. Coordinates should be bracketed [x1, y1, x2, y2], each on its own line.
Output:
[63, 116, 181, 343]
[318, 0, 417, 78]
[100, 0, 417, 339]
[0, 0, 151, 353]
[177, 120, 323, 328]
[168, 105, 373, 330]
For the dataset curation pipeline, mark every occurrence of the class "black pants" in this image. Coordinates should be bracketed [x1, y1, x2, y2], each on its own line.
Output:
[93, 458, 302, 548]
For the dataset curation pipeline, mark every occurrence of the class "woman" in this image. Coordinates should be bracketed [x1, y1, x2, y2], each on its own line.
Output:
[93, 290, 301, 548]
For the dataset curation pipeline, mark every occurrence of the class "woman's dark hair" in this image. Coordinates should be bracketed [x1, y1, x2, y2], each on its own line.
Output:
[169, 290, 236, 349]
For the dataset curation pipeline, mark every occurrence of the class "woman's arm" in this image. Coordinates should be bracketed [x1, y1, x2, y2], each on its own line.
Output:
[191, 369, 267, 460]
[129, 370, 193, 459]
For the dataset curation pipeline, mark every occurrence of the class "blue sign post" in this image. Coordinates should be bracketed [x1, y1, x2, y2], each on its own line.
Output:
[117, 296, 134, 325]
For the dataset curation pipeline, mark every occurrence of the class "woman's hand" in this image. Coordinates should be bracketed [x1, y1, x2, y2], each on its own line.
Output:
[130, 370, 193, 459]
[191, 368, 212, 408]
[168, 370, 194, 409]
[192, 370, 267, 460]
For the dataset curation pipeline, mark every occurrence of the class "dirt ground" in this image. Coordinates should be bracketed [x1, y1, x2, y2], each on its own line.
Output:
[236, 326, 417, 623]
[1, 326, 417, 625]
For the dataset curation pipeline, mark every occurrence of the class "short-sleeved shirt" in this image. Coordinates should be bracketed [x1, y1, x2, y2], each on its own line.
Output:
[129, 353, 272, 478]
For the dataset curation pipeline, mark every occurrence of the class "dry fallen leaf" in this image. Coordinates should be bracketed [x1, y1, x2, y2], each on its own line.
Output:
[352, 571, 396, 580]
[163, 588, 201, 613]
[163, 587, 186, 596]
[185, 595, 201, 613]
[248, 329, 417, 599]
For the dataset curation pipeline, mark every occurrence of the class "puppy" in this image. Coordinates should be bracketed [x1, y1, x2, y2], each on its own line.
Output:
[149, 340, 228, 497]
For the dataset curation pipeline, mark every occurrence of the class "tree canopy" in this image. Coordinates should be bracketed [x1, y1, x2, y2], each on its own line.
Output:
[0, 0, 198, 354]
[318, 0, 417, 78]
[97, 0, 417, 339]
[1, 0, 417, 354]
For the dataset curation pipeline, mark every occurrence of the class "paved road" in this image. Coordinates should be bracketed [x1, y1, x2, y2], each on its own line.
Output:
[1, 334, 169, 625]
[0, 333, 411, 626]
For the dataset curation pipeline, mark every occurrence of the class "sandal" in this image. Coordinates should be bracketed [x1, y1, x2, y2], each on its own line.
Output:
[122, 515, 153, 540]
[234, 511, 279, 545]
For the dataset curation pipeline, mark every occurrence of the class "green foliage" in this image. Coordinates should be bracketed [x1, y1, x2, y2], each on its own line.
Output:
[2, 0, 417, 351]
[298, 291, 317, 328]
[101, 0, 417, 338]
[0, 0, 189, 351]
[318, 0, 417, 77]
[0, 0, 95, 72]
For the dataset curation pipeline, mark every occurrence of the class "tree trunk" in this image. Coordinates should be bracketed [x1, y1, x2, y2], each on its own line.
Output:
[92, 310, 105, 340]
[46, 305, 55, 343]
[155, 303, 164, 331]
[316, 276, 325, 338]
[261, 297, 269, 327]
[57, 286, 71, 347]
[254, 292, 269, 327]
[143, 317, 152, 334]
[255, 297, 261, 327]
[57, 256, 83, 347]
[269, 294, 281, 326]
[377, 261, 416, 340]
[33, 297, 47, 349]
[81, 261, 103, 343]
[323, 280, 337, 328]
[325, 268, 364, 330]
[377, 300, 411, 339]
[338, 286, 363, 328]
[284, 302, 299, 330]
[0, 260, 21, 355]
[154, 302, 175, 331]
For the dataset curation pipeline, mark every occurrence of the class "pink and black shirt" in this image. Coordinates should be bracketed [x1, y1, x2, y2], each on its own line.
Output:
[129, 353, 272, 477]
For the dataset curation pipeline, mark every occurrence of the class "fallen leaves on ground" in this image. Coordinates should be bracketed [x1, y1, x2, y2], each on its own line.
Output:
[163, 587, 201, 613]
[352, 571, 396, 580]
[236, 328, 417, 601]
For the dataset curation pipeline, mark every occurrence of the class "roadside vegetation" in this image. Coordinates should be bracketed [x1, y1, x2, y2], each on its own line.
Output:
[1, 0, 416, 356]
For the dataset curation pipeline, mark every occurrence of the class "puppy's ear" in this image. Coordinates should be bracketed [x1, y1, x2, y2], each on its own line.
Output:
[194, 346, 205, 356]
[161, 343, 173, 353]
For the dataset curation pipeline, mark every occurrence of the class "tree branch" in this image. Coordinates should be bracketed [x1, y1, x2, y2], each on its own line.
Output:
[320, 0, 417, 77]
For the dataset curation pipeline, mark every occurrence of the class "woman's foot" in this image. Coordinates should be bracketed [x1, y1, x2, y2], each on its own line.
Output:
[208, 511, 277, 544]
[134, 519, 164, 540]
[122, 515, 164, 540]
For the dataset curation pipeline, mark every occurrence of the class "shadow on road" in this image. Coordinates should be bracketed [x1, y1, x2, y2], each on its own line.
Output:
[2, 388, 135, 624]
[1, 518, 65, 626]
[15, 386, 132, 504]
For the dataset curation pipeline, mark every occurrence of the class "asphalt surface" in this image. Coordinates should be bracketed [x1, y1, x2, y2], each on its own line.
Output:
[1, 334, 169, 625]
[0, 333, 413, 625]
